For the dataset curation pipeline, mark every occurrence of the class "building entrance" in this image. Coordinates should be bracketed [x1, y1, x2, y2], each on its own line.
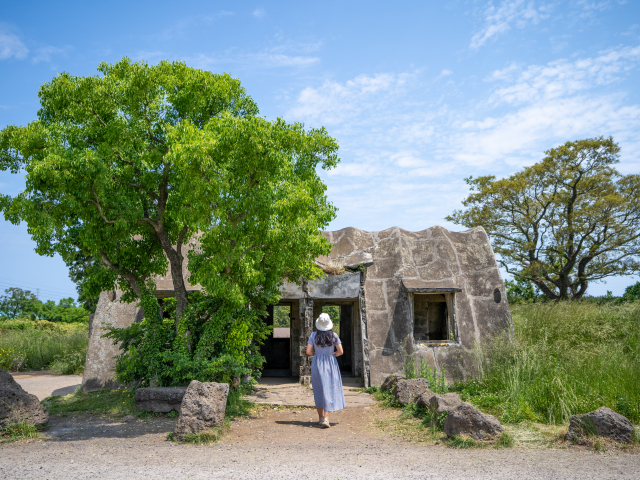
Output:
[260, 304, 292, 377]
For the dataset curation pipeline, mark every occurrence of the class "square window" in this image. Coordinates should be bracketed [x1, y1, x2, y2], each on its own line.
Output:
[413, 293, 456, 342]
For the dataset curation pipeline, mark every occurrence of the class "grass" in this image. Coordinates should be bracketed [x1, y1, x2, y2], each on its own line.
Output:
[0, 419, 43, 443]
[43, 387, 136, 417]
[0, 320, 88, 373]
[453, 301, 640, 425]
[369, 301, 640, 450]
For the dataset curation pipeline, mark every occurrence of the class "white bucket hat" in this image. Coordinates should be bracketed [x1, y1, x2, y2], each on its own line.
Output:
[315, 313, 333, 331]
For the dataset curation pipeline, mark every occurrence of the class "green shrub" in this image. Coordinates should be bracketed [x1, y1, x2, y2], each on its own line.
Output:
[103, 292, 270, 388]
[403, 357, 447, 394]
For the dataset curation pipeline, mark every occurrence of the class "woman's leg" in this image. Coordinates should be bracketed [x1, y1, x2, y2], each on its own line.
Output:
[324, 411, 329, 422]
[316, 407, 324, 420]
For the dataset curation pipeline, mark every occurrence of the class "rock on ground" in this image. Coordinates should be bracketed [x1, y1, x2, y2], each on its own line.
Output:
[0, 368, 49, 427]
[415, 389, 436, 408]
[135, 387, 187, 413]
[429, 392, 462, 416]
[443, 402, 504, 440]
[566, 407, 634, 444]
[393, 378, 430, 405]
[381, 375, 403, 392]
[174, 380, 229, 437]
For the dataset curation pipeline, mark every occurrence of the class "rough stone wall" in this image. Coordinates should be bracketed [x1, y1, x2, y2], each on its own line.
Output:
[82, 290, 141, 392]
[322, 226, 513, 385]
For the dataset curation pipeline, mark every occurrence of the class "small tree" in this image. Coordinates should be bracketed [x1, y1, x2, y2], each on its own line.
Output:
[447, 137, 640, 300]
[0, 288, 38, 319]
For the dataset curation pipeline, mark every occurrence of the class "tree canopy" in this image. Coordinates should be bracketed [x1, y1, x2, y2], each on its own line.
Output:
[0, 58, 338, 319]
[446, 137, 640, 300]
[0, 57, 339, 385]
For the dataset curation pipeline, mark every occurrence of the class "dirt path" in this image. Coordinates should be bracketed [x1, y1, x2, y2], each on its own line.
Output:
[12, 372, 82, 400]
[1, 405, 638, 479]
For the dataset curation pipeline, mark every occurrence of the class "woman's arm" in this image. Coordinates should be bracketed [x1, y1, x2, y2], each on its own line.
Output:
[306, 344, 314, 356]
[334, 344, 344, 357]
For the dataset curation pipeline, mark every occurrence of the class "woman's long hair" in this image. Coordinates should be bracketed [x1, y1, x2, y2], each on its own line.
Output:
[314, 329, 336, 348]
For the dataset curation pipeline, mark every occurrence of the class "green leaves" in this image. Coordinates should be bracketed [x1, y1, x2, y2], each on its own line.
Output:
[447, 137, 640, 300]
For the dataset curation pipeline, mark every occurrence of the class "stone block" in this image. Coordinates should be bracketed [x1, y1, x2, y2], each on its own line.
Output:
[174, 380, 229, 437]
[135, 387, 187, 413]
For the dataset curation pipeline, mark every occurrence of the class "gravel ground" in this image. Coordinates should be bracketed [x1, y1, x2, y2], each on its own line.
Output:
[1, 406, 638, 479]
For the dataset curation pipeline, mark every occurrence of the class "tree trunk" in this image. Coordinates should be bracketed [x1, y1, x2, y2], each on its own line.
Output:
[154, 228, 189, 324]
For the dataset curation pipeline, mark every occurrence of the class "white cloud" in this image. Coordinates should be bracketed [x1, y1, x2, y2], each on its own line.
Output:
[187, 51, 319, 70]
[470, 0, 552, 50]
[287, 45, 640, 231]
[253, 8, 265, 18]
[0, 32, 29, 60]
[488, 45, 640, 105]
[286, 73, 411, 125]
[31, 45, 72, 64]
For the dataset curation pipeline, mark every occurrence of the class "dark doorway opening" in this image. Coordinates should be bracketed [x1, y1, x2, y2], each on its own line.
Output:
[321, 303, 352, 373]
[261, 304, 292, 376]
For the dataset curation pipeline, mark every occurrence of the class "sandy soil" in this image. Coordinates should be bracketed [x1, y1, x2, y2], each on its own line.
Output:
[1, 405, 638, 479]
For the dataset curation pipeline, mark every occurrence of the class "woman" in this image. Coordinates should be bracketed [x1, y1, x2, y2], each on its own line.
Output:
[306, 313, 346, 428]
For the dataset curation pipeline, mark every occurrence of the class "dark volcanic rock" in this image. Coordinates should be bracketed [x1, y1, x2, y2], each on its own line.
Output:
[393, 378, 430, 405]
[443, 402, 503, 440]
[381, 375, 403, 393]
[415, 389, 437, 408]
[174, 380, 229, 437]
[429, 392, 462, 416]
[0, 368, 49, 427]
[566, 407, 634, 444]
[135, 387, 187, 413]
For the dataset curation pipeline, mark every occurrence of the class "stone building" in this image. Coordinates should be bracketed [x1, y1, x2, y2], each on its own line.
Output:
[82, 226, 513, 391]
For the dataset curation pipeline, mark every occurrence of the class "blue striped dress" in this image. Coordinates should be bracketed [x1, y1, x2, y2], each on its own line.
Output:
[308, 331, 346, 412]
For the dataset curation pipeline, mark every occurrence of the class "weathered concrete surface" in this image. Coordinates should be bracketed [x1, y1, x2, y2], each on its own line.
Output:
[322, 226, 514, 385]
[82, 290, 140, 392]
[444, 402, 504, 440]
[135, 387, 187, 413]
[566, 407, 635, 444]
[280, 272, 361, 300]
[0, 368, 49, 427]
[174, 381, 229, 437]
[12, 373, 82, 400]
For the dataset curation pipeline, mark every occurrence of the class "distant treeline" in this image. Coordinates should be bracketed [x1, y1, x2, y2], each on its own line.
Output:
[507, 279, 640, 305]
[0, 287, 89, 323]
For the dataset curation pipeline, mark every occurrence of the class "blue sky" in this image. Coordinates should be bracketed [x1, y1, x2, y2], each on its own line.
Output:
[1, 0, 639, 302]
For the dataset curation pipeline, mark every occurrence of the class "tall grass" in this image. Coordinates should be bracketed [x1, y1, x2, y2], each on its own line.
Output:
[456, 301, 640, 424]
[0, 320, 88, 372]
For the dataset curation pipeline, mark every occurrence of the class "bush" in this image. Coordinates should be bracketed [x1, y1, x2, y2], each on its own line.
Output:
[104, 292, 270, 387]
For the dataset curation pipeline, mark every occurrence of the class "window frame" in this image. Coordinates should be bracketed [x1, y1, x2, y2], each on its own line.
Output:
[407, 289, 461, 347]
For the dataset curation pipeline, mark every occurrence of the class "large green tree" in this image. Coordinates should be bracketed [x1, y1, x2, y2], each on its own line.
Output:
[446, 137, 640, 300]
[0, 58, 338, 326]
